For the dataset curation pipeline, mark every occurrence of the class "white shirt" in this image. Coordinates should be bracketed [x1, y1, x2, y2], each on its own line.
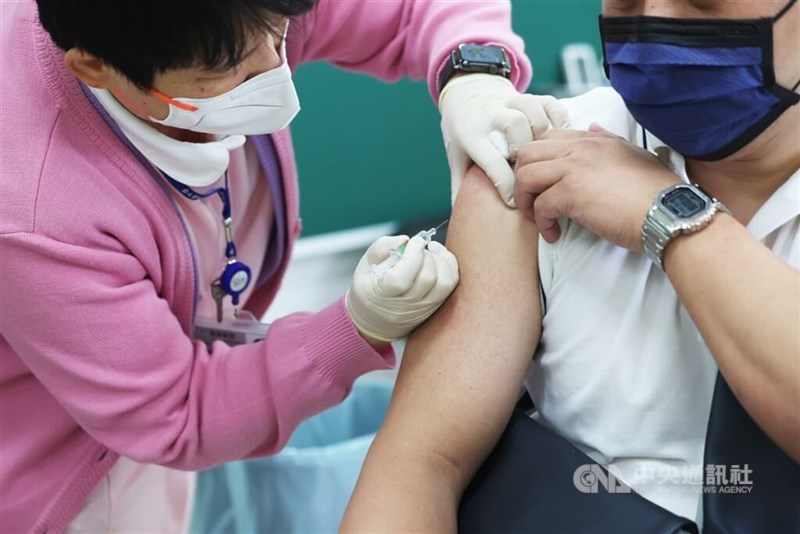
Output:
[525, 88, 800, 523]
[66, 457, 195, 534]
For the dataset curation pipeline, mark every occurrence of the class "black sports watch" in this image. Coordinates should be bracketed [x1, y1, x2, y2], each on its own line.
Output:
[437, 44, 512, 93]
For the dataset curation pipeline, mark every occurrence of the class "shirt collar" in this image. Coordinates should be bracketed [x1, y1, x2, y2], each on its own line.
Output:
[89, 87, 245, 187]
[647, 131, 800, 242]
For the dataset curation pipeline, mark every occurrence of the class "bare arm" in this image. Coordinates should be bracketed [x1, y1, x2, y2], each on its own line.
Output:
[665, 214, 800, 461]
[341, 166, 541, 531]
[511, 126, 800, 462]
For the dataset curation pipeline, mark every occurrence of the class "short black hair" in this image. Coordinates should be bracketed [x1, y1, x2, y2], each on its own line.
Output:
[36, 0, 317, 89]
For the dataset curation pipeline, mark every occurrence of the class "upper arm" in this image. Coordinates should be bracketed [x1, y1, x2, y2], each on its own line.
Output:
[378, 165, 542, 490]
[293, 0, 532, 99]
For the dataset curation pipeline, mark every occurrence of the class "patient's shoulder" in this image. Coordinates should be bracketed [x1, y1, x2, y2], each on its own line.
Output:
[559, 87, 638, 142]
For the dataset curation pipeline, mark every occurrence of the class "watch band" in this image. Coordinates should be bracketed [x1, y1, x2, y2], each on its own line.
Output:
[642, 184, 730, 270]
[437, 44, 511, 94]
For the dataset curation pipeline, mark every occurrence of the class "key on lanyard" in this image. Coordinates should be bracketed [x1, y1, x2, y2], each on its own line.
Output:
[211, 281, 226, 323]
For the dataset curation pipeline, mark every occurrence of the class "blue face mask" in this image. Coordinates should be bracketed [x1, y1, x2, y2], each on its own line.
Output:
[600, 0, 800, 160]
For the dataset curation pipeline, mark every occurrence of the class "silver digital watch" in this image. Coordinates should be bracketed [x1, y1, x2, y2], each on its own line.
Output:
[642, 183, 730, 270]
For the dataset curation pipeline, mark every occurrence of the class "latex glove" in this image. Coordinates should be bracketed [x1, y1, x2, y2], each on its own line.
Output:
[345, 234, 459, 343]
[439, 73, 571, 207]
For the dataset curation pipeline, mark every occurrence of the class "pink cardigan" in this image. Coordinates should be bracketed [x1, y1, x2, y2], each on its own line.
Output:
[0, 1, 532, 531]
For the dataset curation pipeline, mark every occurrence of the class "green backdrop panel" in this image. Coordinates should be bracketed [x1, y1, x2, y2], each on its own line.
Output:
[290, 0, 602, 236]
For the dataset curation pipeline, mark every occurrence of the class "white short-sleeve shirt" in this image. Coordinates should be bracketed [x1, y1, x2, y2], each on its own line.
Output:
[525, 88, 800, 523]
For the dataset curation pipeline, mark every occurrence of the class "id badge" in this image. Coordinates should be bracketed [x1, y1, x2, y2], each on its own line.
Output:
[193, 311, 270, 348]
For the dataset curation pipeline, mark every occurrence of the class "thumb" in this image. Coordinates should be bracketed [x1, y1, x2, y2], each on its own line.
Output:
[539, 95, 571, 130]
[465, 135, 517, 207]
[509, 94, 571, 139]
[365, 235, 409, 264]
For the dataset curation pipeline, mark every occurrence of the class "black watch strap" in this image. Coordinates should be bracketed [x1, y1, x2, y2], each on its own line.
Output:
[437, 44, 512, 94]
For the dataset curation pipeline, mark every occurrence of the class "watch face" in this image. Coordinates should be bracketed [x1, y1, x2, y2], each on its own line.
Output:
[662, 187, 708, 218]
[458, 44, 508, 66]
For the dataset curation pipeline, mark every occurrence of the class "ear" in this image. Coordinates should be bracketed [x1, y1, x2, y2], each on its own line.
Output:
[64, 48, 114, 88]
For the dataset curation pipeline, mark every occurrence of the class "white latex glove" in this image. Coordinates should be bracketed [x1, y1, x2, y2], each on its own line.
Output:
[345, 234, 459, 343]
[439, 73, 571, 207]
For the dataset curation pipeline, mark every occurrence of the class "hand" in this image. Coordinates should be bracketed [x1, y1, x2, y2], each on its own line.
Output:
[439, 73, 570, 208]
[513, 125, 681, 252]
[345, 235, 459, 343]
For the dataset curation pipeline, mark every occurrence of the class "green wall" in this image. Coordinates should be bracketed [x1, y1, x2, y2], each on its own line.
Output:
[290, 0, 602, 236]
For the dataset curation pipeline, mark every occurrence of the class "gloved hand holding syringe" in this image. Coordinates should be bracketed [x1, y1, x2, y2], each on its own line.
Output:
[345, 218, 458, 344]
[369, 219, 449, 278]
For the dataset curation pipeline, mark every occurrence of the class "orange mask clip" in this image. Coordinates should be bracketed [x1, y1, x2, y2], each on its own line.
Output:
[149, 88, 200, 112]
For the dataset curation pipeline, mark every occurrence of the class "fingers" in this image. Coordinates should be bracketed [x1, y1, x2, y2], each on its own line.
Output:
[403, 249, 437, 300]
[465, 139, 516, 207]
[514, 138, 573, 176]
[532, 189, 565, 244]
[489, 129, 514, 161]
[347, 234, 459, 343]
[513, 127, 611, 168]
[488, 164, 517, 208]
[424, 241, 459, 301]
[509, 94, 571, 139]
[539, 95, 572, 130]
[514, 158, 570, 216]
[514, 139, 570, 170]
[462, 108, 536, 207]
[379, 235, 427, 297]
[365, 235, 409, 265]
[492, 108, 535, 151]
[387, 240, 459, 302]
[588, 122, 618, 137]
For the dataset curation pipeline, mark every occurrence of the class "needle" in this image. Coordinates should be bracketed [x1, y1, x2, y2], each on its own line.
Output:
[368, 218, 450, 278]
[433, 218, 450, 232]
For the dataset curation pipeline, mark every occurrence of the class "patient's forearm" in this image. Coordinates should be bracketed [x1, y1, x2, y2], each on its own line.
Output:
[342, 168, 541, 531]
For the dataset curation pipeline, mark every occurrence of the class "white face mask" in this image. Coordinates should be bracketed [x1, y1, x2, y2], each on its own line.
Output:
[149, 33, 299, 136]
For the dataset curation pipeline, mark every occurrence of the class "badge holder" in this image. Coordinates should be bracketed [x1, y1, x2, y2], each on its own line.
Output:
[162, 171, 269, 347]
[193, 312, 270, 348]
[219, 215, 252, 308]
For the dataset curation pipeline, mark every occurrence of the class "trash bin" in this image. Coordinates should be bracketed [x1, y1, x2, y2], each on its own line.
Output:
[190, 379, 393, 534]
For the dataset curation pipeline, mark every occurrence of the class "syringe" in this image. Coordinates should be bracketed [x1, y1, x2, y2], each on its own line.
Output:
[370, 220, 448, 278]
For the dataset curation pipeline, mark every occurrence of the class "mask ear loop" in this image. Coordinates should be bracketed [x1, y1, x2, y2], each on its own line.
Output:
[774, 0, 800, 95]
[774, 0, 798, 21]
[149, 87, 200, 112]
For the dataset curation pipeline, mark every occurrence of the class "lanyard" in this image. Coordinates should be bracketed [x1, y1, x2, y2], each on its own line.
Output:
[162, 172, 252, 306]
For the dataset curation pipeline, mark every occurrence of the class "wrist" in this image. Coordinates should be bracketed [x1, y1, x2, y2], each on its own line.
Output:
[361, 332, 393, 351]
[438, 72, 515, 108]
[662, 210, 734, 272]
[345, 289, 396, 347]
[641, 183, 730, 270]
[437, 43, 512, 96]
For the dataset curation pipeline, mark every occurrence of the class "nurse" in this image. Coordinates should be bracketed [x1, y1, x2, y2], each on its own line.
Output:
[0, 0, 561, 531]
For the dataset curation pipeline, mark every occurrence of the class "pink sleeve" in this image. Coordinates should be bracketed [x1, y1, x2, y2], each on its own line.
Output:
[0, 233, 394, 470]
[292, 0, 533, 100]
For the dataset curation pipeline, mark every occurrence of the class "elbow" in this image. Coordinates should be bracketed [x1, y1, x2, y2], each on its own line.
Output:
[778, 415, 800, 464]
